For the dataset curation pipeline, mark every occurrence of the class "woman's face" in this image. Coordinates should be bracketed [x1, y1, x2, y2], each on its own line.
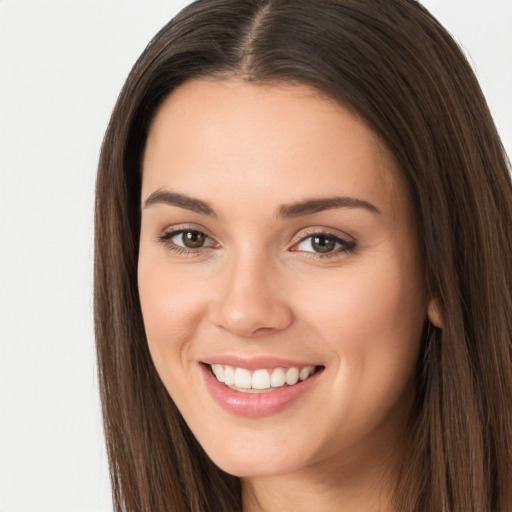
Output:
[138, 78, 431, 479]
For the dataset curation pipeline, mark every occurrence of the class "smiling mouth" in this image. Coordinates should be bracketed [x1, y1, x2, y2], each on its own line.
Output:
[206, 363, 323, 394]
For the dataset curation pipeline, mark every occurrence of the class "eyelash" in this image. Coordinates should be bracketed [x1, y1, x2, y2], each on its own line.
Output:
[157, 226, 357, 259]
[291, 229, 357, 258]
[158, 227, 218, 256]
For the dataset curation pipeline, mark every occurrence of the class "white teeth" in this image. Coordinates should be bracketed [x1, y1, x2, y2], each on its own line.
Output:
[299, 367, 313, 381]
[270, 367, 286, 387]
[234, 368, 252, 389]
[210, 364, 317, 391]
[252, 369, 271, 390]
[285, 367, 299, 385]
[211, 364, 225, 382]
[224, 365, 235, 386]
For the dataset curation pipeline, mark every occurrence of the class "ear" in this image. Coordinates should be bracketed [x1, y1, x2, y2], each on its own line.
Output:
[427, 299, 443, 328]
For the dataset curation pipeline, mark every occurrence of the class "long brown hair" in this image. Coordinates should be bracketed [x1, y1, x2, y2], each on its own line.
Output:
[94, 1, 512, 510]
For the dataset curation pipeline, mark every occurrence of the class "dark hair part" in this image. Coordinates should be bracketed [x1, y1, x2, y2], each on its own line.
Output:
[94, 1, 512, 510]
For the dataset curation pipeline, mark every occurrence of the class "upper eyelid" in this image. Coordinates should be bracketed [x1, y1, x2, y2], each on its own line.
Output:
[291, 226, 355, 245]
[158, 229, 218, 255]
[290, 233, 355, 254]
[157, 224, 355, 248]
[159, 223, 217, 240]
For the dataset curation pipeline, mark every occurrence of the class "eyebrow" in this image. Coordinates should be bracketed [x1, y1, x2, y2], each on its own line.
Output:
[278, 196, 381, 217]
[143, 189, 216, 216]
[142, 189, 380, 217]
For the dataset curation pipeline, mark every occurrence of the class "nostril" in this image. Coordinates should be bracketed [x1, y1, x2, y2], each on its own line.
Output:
[209, 303, 294, 337]
[207, 271, 294, 336]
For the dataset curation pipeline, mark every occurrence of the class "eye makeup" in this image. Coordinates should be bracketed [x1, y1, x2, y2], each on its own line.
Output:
[157, 224, 357, 259]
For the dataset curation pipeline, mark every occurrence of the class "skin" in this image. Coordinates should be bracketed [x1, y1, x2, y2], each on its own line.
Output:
[138, 78, 438, 512]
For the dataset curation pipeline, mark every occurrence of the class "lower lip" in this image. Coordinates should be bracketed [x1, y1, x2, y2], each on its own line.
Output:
[199, 363, 323, 417]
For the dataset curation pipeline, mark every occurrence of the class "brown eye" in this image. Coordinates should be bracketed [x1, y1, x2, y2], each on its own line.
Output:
[310, 234, 336, 253]
[298, 233, 338, 254]
[159, 228, 215, 252]
[293, 231, 356, 257]
[179, 230, 206, 248]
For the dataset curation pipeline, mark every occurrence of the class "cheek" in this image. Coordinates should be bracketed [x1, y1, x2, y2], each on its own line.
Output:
[291, 257, 426, 454]
[305, 262, 422, 326]
[297, 254, 426, 390]
[137, 257, 207, 370]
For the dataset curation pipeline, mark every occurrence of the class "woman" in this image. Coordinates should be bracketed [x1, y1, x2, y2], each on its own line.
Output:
[94, 1, 512, 510]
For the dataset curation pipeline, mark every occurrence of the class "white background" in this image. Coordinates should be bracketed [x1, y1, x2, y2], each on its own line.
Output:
[0, 1, 510, 511]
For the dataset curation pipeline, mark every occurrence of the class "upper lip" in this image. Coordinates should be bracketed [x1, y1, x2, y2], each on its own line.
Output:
[200, 355, 323, 370]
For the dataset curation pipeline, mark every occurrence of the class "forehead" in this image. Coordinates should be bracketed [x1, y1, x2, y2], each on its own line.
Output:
[141, 78, 406, 219]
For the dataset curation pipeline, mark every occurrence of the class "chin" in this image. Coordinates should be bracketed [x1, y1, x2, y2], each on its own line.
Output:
[212, 455, 298, 479]
[195, 430, 307, 479]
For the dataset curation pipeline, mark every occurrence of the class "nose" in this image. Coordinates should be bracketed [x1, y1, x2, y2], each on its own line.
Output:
[208, 252, 294, 337]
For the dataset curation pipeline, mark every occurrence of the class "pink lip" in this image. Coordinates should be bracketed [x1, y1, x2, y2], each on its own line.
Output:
[202, 354, 321, 371]
[199, 362, 324, 417]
